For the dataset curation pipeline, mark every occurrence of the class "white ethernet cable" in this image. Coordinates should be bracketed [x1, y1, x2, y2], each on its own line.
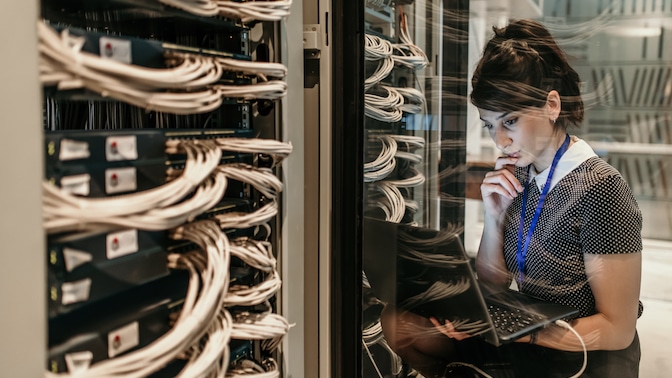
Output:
[365, 88, 404, 122]
[365, 34, 393, 61]
[394, 150, 422, 164]
[159, 0, 220, 17]
[382, 166, 425, 188]
[38, 23, 223, 89]
[372, 182, 406, 223]
[231, 312, 290, 341]
[364, 135, 397, 183]
[389, 134, 426, 149]
[443, 320, 588, 378]
[393, 12, 429, 70]
[168, 221, 232, 378]
[206, 137, 293, 166]
[43, 140, 223, 233]
[364, 56, 395, 90]
[156, 0, 292, 23]
[217, 164, 284, 200]
[216, 0, 293, 23]
[166, 162, 284, 201]
[226, 358, 279, 378]
[362, 321, 404, 377]
[229, 237, 276, 273]
[224, 270, 282, 306]
[42, 136, 290, 233]
[44, 221, 231, 378]
[395, 86, 425, 115]
[161, 52, 288, 80]
[180, 308, 233, 378]
[38, 22, 287, 114]
[214, 200, 279, 230]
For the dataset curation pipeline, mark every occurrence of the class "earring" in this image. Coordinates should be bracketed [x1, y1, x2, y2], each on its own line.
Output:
[551, 118, 556, 124]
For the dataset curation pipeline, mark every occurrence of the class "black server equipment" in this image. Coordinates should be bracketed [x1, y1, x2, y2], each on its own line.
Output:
[40, 1, 292, 376]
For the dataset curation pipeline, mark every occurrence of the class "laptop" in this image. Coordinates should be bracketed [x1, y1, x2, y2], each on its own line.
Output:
[362, 217, 579, 346]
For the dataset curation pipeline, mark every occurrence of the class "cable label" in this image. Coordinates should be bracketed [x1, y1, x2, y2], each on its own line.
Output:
[106, 135, 138, 161]
[60, 278, 91, 305]
[106, 229, 139, 260]
[60, 174, 91, 196]
[59, 139, 90, 161]
[105, 167, 137, 194]
[108, 321, 139, 358]
[99, 36, 132, 64]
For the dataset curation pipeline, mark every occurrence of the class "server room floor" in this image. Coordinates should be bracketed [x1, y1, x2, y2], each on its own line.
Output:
[638, 239, 672, 377]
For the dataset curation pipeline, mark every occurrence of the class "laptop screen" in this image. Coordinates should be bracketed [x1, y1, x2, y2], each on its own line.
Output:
[362, 217, 497, 341]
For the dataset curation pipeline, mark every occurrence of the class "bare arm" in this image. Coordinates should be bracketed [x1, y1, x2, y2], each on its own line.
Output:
[476, 156, 522, 288]
[521, 252, 642, 351]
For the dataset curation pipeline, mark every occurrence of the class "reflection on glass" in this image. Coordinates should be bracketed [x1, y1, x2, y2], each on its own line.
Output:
[361, 1, 672, 377]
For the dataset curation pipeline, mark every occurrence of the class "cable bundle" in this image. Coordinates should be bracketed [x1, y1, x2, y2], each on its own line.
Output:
[231, 312, 290, 343]
[365, 34, 393, 61]
[365, 86, 404, 122]
[230, 237, 276, 273]
[371, 182, 406, 223]
[365, 85, 425, 122]
[382, 166, 425, 188]
[44, 136, 292, 234]
[45, 221, 232, 378]
[157, 0, 292, 23]
[364, 135, 397, 183]
[215, 0, 293, 23]
[393, 13, 429, 70]
[362, 321, 403, 377]
[38, 22, 287, 115]
[43, 140, 225, 234]
[168, 221, 234, 378]
[227, 358, 279, 378]
[224, 270, 282, 306]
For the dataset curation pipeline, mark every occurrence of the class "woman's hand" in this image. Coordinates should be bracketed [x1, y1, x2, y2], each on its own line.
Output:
[429, 317, 472, 341]
[480, 157, 524, 217]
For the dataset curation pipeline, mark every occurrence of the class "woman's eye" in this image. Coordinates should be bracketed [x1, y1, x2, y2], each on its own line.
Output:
[482, 123, 493, 129]
[504, 117, 518, 127]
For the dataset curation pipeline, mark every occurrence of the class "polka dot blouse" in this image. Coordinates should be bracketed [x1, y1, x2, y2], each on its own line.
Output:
[503, 155, 643, 318]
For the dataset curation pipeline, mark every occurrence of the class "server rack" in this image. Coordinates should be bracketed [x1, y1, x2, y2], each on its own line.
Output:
[0, 0, 305, 376]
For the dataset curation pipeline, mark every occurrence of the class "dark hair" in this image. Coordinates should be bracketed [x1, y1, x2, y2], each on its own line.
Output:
[470, 19, 583, 129]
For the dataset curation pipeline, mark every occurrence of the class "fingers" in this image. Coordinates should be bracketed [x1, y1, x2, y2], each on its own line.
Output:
[494, 156, 519, 171]
[482, 170, 523, 199]
[430, 317, 472, 341]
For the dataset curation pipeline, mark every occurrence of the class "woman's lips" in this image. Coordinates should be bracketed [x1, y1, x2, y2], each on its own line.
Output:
[507, 152, 520, 158]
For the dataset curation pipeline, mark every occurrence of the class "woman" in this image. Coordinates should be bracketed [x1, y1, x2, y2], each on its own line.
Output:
[381, 19, 642, 377]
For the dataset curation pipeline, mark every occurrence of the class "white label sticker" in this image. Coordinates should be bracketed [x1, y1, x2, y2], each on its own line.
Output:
[60, 174, 91, 196]
[108, 321, 139, 358]
[105, 167, 137, 194]
[64, 351, 93, 373]
[61, 278, 92, 305]
[59, 139, 91, 161]
[106, 229, 139, 259]
[62, 247, 93, 272]
[106, 135, 138, 161]
[99, 37, 132, 64]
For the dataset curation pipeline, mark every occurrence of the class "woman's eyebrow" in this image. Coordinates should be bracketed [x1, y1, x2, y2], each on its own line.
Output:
[479, 112, 510, 122]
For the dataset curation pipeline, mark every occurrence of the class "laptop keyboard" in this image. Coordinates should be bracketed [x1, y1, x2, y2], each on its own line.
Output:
[488, 303, 545, 336]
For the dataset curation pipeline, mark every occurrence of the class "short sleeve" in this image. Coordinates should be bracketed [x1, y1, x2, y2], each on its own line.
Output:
[580, 173, 642, 255]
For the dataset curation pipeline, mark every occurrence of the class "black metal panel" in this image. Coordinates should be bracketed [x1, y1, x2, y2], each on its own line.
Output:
[332, 0, 365, 376]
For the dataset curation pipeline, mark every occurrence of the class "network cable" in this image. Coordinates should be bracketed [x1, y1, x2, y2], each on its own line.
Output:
[157, 0, 293, 23]
[227, 358, 280, 378]
[38, 22, 288, 114]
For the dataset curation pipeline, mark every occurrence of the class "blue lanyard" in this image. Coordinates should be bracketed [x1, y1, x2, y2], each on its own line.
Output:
[516, 134, 571, 285]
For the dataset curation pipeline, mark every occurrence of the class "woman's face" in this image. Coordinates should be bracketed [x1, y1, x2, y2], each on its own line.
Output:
[478, 106, 563, 171]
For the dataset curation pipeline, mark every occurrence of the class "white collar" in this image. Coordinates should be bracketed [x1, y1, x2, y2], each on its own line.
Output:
[528, 136, 597, 191]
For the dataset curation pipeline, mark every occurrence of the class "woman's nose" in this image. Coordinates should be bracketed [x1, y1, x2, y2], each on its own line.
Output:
[493, 128, 511, 150]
